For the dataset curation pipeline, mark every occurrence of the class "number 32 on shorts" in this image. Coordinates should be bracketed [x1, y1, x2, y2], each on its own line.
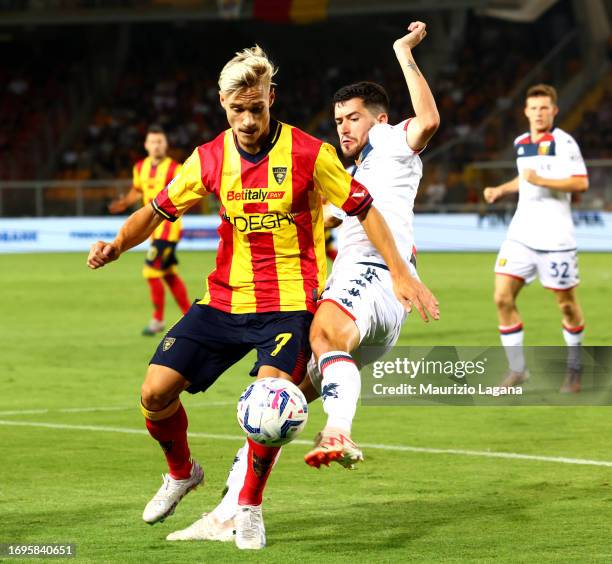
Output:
[549, 261, 570, 279]
[271, 333, 293, 357]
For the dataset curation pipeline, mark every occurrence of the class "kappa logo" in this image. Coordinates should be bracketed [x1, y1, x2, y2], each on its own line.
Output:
[273, 166, 287, 185]
[163, 337, 176, 351]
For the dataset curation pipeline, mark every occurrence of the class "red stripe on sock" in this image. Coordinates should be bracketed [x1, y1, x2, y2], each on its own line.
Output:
[563, 323, 584, 334]
[499, 323, 523, 335]
[319, 354, 355, 374]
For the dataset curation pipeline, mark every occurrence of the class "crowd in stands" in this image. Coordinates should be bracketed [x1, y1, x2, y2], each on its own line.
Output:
[3, 2, 609, 211]
[0, 52, 74, 180]
[57, 15, 555, 184]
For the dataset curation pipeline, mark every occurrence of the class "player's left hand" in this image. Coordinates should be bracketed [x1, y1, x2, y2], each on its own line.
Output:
[87, 240, 120, 269]
[522, 168, 540, 185]
[392, 272, 440, 322]
[393, 21, 427, 52]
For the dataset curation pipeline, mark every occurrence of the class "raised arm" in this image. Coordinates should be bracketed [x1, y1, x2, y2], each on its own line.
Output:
[484, 176, 520, 203]
[394, 21, 440, 152]
[87, 205, 163, 269]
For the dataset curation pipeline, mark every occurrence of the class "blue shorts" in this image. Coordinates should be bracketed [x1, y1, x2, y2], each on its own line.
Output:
[150, 303, 312, 394]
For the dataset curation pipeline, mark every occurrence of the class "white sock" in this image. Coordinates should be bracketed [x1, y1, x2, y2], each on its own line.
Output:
[210, 440, 281, 522]
[210, 442, 248, 523]
[319, 351, 361, 433]
[563, 323, 584, 371]
[499, 323, 526, 373]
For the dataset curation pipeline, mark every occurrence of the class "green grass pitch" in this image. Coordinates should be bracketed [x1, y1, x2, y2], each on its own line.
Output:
[1, 252, 611, 563]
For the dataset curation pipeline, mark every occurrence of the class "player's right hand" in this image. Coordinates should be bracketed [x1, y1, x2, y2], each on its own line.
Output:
[393, 21, 427, 52]
[392, 273, 440, 323]
[483, 187, 500, 204]
[87, 241, 120, 269]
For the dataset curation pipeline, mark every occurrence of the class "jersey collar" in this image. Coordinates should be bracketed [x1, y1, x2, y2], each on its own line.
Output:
[356, 141, 373, 166]
[233, 119, 282, 164]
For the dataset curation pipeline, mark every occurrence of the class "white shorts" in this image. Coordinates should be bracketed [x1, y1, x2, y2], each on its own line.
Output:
[308, 259, 416, 393]
[494, 239, 580, 290]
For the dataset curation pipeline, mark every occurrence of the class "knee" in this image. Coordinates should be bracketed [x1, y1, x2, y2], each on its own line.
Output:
[141, 379, 175, 411]
[494, 290, 514, 311]
[309, 323, 331, 358]
[309, 322, 351, 359]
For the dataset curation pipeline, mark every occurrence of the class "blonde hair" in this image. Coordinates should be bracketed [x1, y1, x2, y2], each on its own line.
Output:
[526, 83, 558, 105]
[218, 45, 278, 95]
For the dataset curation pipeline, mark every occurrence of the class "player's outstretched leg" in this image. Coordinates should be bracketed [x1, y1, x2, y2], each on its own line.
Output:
[305, 302, 364, 470]
[163, 272, 191, 315]
[304, 353, 363, 469]
[144, 278, 166, 336]
[141, 366, 203, 524]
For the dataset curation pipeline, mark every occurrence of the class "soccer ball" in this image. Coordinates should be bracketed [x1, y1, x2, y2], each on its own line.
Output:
[237, 377, 308, 446]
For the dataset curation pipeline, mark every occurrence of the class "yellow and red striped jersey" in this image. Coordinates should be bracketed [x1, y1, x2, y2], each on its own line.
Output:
[133, 156, 182, 242]
[152, 120, 373, 314]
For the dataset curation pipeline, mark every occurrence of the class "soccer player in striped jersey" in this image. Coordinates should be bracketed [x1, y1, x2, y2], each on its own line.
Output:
[108, 125, 190, 335]
[484, 84, 589, 392]
[88, 45, 438, 550]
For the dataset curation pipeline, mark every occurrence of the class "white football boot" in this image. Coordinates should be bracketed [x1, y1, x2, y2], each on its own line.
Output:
[304, 427, 364, 470]
[142, 460, 204, 524]
[235, 505, 266, 550]
[166, 513, 234, 541]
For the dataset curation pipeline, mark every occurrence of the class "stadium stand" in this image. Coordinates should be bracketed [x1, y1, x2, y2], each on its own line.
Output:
[0, 1, 609, 214]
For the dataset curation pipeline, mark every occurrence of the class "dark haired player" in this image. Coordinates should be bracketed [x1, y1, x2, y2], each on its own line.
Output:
[108, 125, 190, 335]
[304, 20, 440, 468]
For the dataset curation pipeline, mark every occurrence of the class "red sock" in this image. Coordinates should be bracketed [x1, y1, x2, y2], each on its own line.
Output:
[238, 438, 280, 506]
[147, 278, 165, 321]
[164, 273, 190, 314]
[143, 401, 192, 479]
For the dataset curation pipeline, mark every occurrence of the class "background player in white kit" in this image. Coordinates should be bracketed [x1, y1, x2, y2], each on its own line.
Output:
[484, 84, 589, 392]
[164, 20, 440, 542]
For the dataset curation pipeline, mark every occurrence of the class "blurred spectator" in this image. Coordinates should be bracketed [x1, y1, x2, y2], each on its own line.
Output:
[423, 167, 447, 206]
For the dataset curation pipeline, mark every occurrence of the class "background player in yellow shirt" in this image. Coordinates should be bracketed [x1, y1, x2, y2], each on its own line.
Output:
[109, 125, 190, 335]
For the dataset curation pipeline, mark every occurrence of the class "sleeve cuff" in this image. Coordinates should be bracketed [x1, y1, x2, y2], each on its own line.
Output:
[151, 199, 177, 222]
[403, 118, 426, 154]
[345, 194, 373, 216]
